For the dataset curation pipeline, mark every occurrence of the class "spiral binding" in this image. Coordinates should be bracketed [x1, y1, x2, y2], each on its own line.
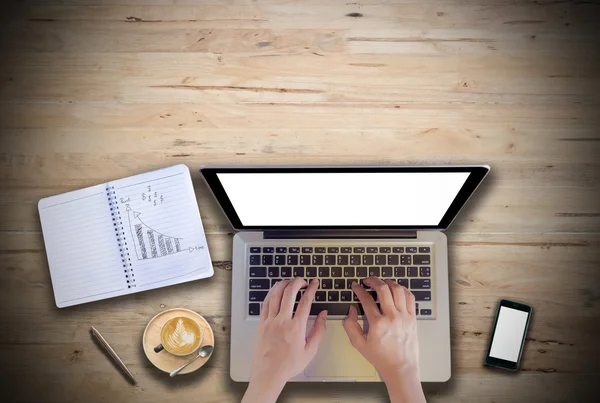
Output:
[106, 184, 136, 289]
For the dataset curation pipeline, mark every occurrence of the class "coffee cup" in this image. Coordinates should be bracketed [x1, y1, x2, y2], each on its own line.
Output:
[153, 316, 203, 356]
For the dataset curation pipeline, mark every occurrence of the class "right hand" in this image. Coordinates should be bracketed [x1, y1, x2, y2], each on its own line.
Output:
[343, 277, 421, 383]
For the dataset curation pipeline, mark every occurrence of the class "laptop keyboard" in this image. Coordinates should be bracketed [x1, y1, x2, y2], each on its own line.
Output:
[247, 245, 434, 319]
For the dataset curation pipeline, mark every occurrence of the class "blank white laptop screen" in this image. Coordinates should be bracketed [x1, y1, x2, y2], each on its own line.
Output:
[489, 307, 529, 362]
[216, 172, 470, 226]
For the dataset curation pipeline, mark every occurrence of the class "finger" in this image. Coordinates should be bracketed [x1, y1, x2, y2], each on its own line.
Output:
[405, 286, 417, 316]
[342, 305, 366, 350]
[351, 281, 381, 319]
[295, 279, 319, 322]
[384, 279, 406, 313]
[279, 277, 308, 317]
[364, 276, 396, 317]
[305, 310, 328, 357]
[267, 280, 290, 317]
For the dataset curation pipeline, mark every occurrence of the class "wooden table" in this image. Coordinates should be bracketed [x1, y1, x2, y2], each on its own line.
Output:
[0, 1, 598, 402]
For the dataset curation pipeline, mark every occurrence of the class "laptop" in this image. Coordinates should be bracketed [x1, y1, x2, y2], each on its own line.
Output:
[200, 165, 489, 382]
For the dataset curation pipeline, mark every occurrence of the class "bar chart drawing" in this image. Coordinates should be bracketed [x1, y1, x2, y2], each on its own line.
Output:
[127, 207, 183, 261]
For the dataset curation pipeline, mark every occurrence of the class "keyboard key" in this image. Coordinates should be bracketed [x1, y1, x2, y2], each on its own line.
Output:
[249, 303, 260, 315]
[249, 291, 268, 301]
[344, 267, 355, 277]
[357, 267, 368, 277]
[341, 247, 352, 253]
[420, 267, 431, 277]
[362, 255, 374, 265]
[419, 247, 431, 253]
[347, 279, 358, 289]
[293, 267, 304, 277]
[302, 247, 313, 253]
[382, 266, 392, 277]
[341, 291, 352, 301]
[328, 291, 339, 301]
[250, 247, 260, 253]
[315, 291, 326, 301]
[407, 267, 418, 277]
[337, 255, 349, 265]
[413, 255, 431, 265]
[276, 247, 287, 253]
[300, 255, 311, 265]
[249, 279, 270, 289]
[410, 279, 431, 289]
[268, 267, 279, 277]
[375, 255, 386, 265]
[331, 267, 342, 277]
[392, 247, 404, 253]
[315, 247, 326, 253]
[325, 255, 336, 265]
[287, 255, 299, 265]
[401, 255, 411, 265]
[367, 247, 378, 253]
[250, 255, 261, 265]
[413, 291, 432, 301]
[318, 267, 330, 277]
[271, 278, 282, 287]
[281, 267, 292, 277]
[321, 279, 333, 289]
[289, 247, 300, 253]
[249, 267, 266, 277]
[262, 255, 273, 265]
[394, 267, 405, 277]
[334, 279, 345, 289]
[263, 247, 274, 253]
[328, 247, 339, 253]
[312, 255, 324, 265]
[397, 279, 409, 288]
[295, 291, 302, 302]
[406, 247, 417, 253]
[380, 247, 391, 253]
[360, 278, 369, 288]
[306, 267, 317, 277]
[350, 255, 361, 265]
[420, 309, 432, 315]
[369, 267, 380, 277]
[275, 255, 286, 265]
[387, 255, 399, 265]
[353, 247, 365, 253]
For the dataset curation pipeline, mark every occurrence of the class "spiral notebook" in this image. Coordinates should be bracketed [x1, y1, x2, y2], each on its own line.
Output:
[38, 164, 214, 308]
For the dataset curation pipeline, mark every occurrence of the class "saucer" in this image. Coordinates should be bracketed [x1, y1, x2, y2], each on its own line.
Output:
[142, 308, 214, 375]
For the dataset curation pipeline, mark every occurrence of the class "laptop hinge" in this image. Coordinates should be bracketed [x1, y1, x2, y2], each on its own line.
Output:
[263, 230, 418, 239]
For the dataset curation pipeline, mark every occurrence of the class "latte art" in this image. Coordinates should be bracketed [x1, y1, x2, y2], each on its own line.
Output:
[160, 316, 202, 355]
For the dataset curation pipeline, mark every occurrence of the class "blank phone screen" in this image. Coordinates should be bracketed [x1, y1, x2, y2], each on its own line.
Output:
[489, 306, 529, 362]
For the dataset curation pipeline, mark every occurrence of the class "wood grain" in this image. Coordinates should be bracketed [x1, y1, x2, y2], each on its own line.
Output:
[0, 0, 598, 402]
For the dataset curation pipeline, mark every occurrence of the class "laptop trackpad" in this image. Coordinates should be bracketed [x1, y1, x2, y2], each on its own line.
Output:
[304, 322, 376, 378]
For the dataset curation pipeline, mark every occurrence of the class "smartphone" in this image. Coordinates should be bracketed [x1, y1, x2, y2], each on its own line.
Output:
[485, 299, 532, 370]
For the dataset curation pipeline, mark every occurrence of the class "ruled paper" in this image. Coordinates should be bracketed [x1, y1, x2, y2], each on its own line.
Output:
[112, 164, 213, 291]
[38, 164, 213, 308]
[39, 184, 126, 307]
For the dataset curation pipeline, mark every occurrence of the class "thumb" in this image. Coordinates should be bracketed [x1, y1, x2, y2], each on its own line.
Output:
[343, 305, 366, 350]
[305, 310, 328, 356]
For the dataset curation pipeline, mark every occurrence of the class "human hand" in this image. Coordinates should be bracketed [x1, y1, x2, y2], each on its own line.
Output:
[343, 277, 425, 403]
[242, 278, 327, 403]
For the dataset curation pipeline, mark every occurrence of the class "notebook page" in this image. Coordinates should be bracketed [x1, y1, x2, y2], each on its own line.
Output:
[38, 184, 127, 308]
[111, 165, 213, 291]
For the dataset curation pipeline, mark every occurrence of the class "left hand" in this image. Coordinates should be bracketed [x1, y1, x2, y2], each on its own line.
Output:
[242, 278, 328, 403]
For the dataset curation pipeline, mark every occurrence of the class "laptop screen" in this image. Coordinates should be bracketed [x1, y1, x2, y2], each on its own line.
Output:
[201, 167, 489, 229]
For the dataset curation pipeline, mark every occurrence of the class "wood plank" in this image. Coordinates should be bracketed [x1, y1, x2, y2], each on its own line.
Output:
[1, 183, 599, 233]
